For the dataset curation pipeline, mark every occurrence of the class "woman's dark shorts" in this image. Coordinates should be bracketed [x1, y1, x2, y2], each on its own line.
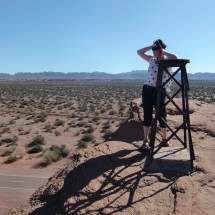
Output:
[142, 85, 167, 128]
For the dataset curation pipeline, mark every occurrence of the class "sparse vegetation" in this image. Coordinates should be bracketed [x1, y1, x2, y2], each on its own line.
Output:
[0, 79, 214, 166]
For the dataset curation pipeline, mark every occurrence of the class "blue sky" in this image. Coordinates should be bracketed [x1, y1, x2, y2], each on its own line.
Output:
[0, 0, 214, 74]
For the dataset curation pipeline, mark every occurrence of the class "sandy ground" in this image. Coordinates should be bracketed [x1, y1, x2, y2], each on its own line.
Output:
[1, 98, 215, 214]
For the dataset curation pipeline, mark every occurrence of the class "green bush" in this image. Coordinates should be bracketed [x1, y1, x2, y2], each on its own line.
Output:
[42, 144, 69, 165]
[1, 138, 13, 143]
[76, 121, 86, 127]
[34, 112, 47, 123]
[103, 129, 113, 140]
[108, 110, 117, 115]
[102, 121, 111, 129]
[78, 116, 84, 121]
[54, 118, 65, 127]
[27, 135, 45, 148]
[78, 140, 88, 149]
[26, 135, 45, 154]
[92, 117, 100, 122]
[71, 113, 77, 118]
[26, 145, 43, 154]
[43, 151, 61, 165]
[86, 126, 94, 133]
[4, 155, 18, 164]
[81, 133, 94, 142]
[50, 144, 69, 157]
[100, 108, 106, 113]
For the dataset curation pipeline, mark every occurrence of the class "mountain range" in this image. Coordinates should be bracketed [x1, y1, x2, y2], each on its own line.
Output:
[0, 70, 215, 80]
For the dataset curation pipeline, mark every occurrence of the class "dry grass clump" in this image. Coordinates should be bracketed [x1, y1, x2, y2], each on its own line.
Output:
[0, 146, 24, 164]
[0, 146, 16, 156]
[44, 123, 53, 132]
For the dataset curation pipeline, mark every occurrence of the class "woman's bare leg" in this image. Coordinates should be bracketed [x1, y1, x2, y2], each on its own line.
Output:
[160, 127, 167, 140]
[143, 126, 150, 142]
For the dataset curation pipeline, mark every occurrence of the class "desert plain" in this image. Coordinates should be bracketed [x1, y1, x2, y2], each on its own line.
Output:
[0, 79, 214, 214]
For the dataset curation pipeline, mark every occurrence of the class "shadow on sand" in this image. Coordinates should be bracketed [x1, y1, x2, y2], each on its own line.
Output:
[111, 119, 144, 143]
[30, 148, 181, 215]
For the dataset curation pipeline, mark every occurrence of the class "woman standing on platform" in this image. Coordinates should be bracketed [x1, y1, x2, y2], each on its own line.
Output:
[137, 39, 178, 150]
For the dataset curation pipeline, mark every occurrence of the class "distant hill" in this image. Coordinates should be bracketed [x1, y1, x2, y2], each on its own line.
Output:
[0, 70, 215, 80]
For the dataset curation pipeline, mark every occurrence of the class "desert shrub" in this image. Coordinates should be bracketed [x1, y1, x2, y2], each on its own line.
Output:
[76, 121, 86, 127]
[106, 103, 112, 110]
[103, 129, 113, 140]
[0, 123, 6, 128]
[14, 149, 24, 160]
[12, 135, 19, 142]
[81, 133, 95, 142]
[43, 151, 60, 165]
[78, 116, 84, 121]
[57, 106, 63, 110]
[50, 144, 69, 157]
[119, 106, 125, 112]
[100, 108, 106, 113]
[34, 112, 47, 123]
[92, 116, 100, 122]
[71, 123, 77, 128]
[54, 118, 65, 127]
[1, 138, 13, 143]
[64, 126, 70, 132]
[19, 129, 31, 135]
[42, 144, 69, 165]
[44, 123, 53, 132]
[82, 125, 94, 134]
[19, 104, 24, 108]
[86, 126, 94, 133]
[89, 105, 95, 112]
[108, 110, 117, 115]
[0, 147, 16, 156]
[102, 121, 111, 129]
[79, 105, 87, 112]
[94, 111, 99, 116]
[26, 145, 43, 154]
[9, 119, 15, 125]
[1, 127, 10, 133]
[55, 131, 61, 136]
[78, 140, 88, 149]
[4, 155, 18, 164]
[75, 131, 80, 136]
[71, 113, 77, 118]
[26, 135, 45, 154]
[27, 135, 45, 147]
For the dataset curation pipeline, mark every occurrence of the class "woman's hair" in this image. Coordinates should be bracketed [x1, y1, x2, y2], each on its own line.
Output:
[154, 39, 167, 49]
